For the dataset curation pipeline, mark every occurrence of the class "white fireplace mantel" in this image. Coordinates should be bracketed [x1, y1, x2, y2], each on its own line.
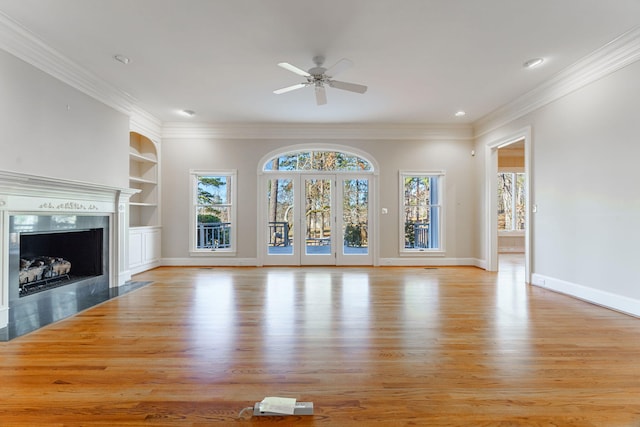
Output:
[0, 170, 138, 329]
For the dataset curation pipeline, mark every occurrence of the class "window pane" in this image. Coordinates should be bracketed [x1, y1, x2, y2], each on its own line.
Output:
[267, 178, 294, 255]
[498, 172, 525, 232]
[305, 178, 331, 255]
[194, 173, 234, 251]
[263, 150, 373, 172]
[197, 175, 230, 205]
[312, 151, 336, 171]
[403, 175, 440, 250]
[343, 179, 368, 254]
[497, 173, 513, 231]
[196, 206, 231, 248]
[297, 152, 312, 170]
[515, 173, 526, 231]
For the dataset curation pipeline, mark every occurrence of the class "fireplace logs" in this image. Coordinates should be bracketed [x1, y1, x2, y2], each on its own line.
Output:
[19, 256, 71, 296]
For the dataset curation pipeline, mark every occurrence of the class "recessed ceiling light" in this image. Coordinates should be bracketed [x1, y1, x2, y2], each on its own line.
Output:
[113, 54, 131, 65]
[523, 58, 544, 69]
[455, 111, 466, 117]
[180, 109, 196, 117]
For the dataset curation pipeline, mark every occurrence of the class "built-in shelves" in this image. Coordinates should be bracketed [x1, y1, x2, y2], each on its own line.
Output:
[129, 132, 159, 227]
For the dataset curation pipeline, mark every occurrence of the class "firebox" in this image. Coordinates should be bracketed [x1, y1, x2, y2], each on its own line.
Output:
[19, 228, 103, 296]
[8, 214, 110, 302]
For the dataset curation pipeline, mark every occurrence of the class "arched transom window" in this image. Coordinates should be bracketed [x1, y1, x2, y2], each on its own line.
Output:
[263, 150, 373, 172]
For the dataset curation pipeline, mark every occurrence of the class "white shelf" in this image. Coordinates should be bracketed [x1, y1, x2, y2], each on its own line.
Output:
[130, 151, 157, 164]
[129, 176, 156, 185]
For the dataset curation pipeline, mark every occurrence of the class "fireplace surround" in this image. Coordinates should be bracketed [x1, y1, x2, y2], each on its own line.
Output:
[0, 170, 137, 339]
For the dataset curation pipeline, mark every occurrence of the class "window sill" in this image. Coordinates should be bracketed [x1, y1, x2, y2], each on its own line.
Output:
[399, 250, 445, 257]
[190, 250, 237, 257]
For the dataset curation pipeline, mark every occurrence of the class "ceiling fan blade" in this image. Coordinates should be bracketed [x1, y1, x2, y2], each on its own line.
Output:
[273, 83, 308, 94]
[328, 80, 368, 94]
[324, 58, 353, 78]
[277, 62, 311, 77]
[315, 85, 327, 105]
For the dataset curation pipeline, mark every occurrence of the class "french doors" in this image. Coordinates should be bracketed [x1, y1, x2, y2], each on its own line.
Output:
[264, 173, 372, 265]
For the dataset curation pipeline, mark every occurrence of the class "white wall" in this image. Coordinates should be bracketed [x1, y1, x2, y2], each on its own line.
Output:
[476, 59, 640, 314]
[160, 137, 477, 263]
[0, 49, 129, 187]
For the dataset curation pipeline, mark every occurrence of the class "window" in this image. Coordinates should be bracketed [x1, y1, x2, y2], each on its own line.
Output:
[190, 170, 236, 254]
[497, 172, 525, 232]
[400, 172, 443, 253]
[263, 150, 372, 172]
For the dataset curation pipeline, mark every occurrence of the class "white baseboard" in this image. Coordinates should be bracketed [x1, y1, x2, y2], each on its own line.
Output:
[0, 306, 7, 329]
[531, 273, 640, 318]
[117, 270, 133, 286]
[162, 257, 484, 268]
[474, 258, 488, 270]
[162, 257, 258, 267]
[379, 257, 482, 267]
[130, 260, 161, 275]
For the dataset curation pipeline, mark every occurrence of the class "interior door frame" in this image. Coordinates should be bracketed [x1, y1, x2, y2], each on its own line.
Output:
[484, 126, 531, 282]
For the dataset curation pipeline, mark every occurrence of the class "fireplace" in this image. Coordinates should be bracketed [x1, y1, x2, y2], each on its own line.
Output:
[0, 170, 139, 340]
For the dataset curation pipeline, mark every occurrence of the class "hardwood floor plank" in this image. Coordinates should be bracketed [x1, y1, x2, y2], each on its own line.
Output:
[1, 262, 640, 425]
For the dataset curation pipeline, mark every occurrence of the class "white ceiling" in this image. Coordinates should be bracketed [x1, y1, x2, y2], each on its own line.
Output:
[0, 0, 638, 125]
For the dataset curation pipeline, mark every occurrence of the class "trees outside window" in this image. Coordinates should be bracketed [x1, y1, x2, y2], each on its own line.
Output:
[401, 172, 443, 252]
[497, 172, 525, 231]
[191, 170, 236, 253]
[264, 151, 372, 172]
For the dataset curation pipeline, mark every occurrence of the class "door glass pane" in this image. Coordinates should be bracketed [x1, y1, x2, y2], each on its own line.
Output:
[343, 179, 368, 255]
[267, 178, 294, 255]
[305, 178, 331, 255]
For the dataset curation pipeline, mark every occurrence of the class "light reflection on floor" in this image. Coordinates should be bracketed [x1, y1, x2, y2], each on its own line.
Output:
[494, 253, 531, 375]
[186, 259, 530, 373]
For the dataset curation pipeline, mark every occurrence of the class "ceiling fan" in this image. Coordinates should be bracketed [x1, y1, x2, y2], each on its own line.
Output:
[273, 56, 367, 105]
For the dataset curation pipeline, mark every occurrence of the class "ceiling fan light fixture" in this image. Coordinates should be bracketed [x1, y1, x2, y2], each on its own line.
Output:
[274, 56, 367, 105]
[523, 57, 544, 69]
[455, 110, 466, 117]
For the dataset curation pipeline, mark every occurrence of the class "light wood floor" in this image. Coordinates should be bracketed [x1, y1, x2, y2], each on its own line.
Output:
[1, 258, 640, 426]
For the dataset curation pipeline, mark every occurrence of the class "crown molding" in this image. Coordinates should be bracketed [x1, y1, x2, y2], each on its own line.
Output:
[161, 122, 473, 141]
[474, 26, 640, 137]
[130, 106, 163, 143]
[0, 11, 161, 126]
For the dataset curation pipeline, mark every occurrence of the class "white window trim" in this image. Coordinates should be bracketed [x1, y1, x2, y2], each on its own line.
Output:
[399, 170, 445, 256]
[189, 169, 237, 256]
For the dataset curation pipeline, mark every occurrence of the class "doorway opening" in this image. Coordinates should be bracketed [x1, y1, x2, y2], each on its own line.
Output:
[485, 128, 531, 282]
[497, 140, 526, 275]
